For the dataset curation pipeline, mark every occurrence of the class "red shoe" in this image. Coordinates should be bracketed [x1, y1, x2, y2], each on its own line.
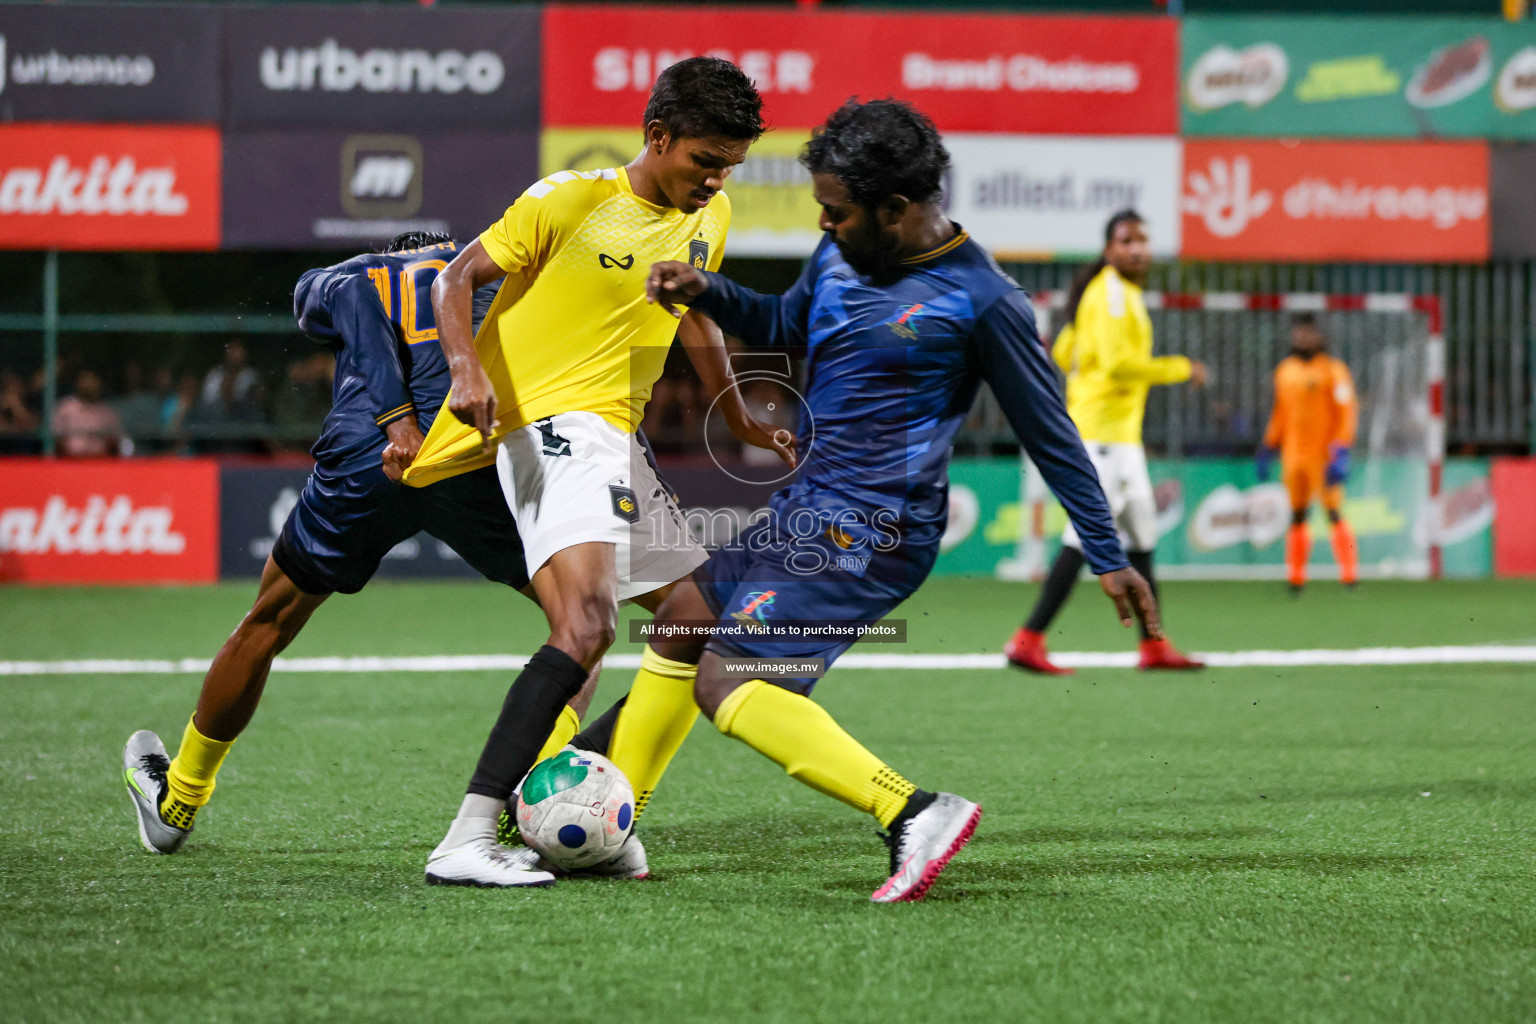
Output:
[1004, 628, 1074, 675]
[1138, 638, 1205, 671]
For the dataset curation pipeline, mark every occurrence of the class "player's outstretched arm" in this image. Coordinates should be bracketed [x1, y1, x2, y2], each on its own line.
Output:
[972, 293, 1129, 577]
[431, 240, 507, 452]
[676, 311, 796, 469]
[647, 242, 819, 350]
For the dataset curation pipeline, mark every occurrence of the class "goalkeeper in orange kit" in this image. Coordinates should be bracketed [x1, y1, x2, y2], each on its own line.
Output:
[1256, 313, 1360, 593]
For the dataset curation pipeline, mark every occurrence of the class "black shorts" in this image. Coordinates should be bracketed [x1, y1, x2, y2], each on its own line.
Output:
[271, 464, 528, 595]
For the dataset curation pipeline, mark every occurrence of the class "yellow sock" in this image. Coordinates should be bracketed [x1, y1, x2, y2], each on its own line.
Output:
[165, 715, 235, 826]
[609, 646, 700, 819]
[535, 705, 582, 764]
[715, 680, 916, 828]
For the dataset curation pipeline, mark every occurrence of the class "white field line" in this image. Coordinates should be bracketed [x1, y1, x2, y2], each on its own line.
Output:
[2, 646, 1536, 677]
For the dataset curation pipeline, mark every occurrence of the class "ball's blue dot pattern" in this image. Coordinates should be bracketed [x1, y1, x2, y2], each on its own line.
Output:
[557, 823, 587, 849]
[617, 803, 632, 831]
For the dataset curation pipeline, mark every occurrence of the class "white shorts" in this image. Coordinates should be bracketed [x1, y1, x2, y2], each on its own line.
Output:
[1061, 442, 1158, 553]
[495, 411, 706, 601]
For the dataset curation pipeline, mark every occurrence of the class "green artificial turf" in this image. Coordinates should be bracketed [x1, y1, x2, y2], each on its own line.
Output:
[1, 578, 1533, 1024]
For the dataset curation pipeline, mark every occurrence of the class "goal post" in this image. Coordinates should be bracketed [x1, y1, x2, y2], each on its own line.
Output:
[997, 291, 1447, 582]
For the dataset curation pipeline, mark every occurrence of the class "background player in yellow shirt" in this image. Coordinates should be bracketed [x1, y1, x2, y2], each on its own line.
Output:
[1255, 313, 1360, 592]
[1006, 210, 1207, 675]
[392, 58, 791, 887]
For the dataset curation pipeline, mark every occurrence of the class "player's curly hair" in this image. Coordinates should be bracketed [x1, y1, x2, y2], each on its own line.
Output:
[801, 99, 950, 209]
[384, 231, 453, 253]
[644, 57, 764, 141]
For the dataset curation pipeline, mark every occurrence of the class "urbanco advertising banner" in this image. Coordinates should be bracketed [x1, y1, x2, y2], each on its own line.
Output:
[218, 465, 479, 581]
[543, 4, 1178, 134]
[224, 6, 540, 131]
[934, 457, 1492, 580]
[1182, 17, 1536, 140]
[0, 124, 221, 251]
[944, 135, 1181, 260]
[0, 4, 221, 124]
[541, 127, 822, 257]
[223, 130, 537, 250]
[1180, 140, 1489, 262]
[1490, 144, 1536, 258]
[0, 459, 220, 584]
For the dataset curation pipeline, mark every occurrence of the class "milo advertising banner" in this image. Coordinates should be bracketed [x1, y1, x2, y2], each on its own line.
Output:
[1181, 17, 1536, 139]
[936, 457, 1493, 580]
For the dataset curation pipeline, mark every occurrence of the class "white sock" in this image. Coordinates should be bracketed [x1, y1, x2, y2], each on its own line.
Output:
[430, 794, 507, 856]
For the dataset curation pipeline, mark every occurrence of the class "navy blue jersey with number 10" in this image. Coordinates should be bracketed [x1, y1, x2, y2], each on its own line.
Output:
[293, 241, 495, 476]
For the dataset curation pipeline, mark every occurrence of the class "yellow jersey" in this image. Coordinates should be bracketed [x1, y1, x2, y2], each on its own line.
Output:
[1058, 265, 1190, 445]
[402, 166, 730, 487]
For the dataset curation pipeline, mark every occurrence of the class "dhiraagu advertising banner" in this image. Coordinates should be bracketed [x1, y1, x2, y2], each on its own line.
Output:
[1181, 17, 1536, 139]
[936, 457, 1492, 579]
[540, 127, 823, 257]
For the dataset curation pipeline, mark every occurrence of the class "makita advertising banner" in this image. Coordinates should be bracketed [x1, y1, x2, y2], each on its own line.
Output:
[217, 465, 479, 580]
[543, 4, 1178, 134]
[0, 124, 222, 250]
[224, 6, 540, 131]
[0, 4, 221, 123]
[1490, 144, 1536, 258]
[944, 135, 1181, 260]
[0, 459, 219, 584]
[1182, 17, 1536, 139]
[222, 130, 536, 249]
[1180, 140, 1489, 262]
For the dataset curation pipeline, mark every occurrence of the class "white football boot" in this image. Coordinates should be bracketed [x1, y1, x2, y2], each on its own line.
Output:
[425, 836, 557, 888]
[122, 730, 192, 855]
[870, 792, 982, 903]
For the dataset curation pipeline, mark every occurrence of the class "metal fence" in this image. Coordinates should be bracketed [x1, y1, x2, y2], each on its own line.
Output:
[964, 260, 1536, 456]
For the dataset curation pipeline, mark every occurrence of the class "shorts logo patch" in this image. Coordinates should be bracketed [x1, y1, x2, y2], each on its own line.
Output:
[689, 238, 709, 270]
[538, 419, 572, 457]
[609, 485, 640, 523]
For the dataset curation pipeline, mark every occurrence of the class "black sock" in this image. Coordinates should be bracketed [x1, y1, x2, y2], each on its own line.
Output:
[1024, 545, 1086, 633]
[466, 645, 588, 801]
[889, 789, 938, 832]
[571, 695, 626, 754]
[1127, 549, 1159, 641]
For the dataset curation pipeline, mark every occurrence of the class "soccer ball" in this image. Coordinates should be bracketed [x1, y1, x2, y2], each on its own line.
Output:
[515, 749, 635, 871]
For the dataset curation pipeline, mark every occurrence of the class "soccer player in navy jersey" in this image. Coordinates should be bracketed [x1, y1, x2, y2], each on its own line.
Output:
[121, 232, 559, 886]
[617, 100, 1162, 902]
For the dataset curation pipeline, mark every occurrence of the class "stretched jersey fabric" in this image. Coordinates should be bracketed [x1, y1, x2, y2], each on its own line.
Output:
[293, 240, 494, 477]
[403, 166, 730, 487]
[692, 232, 1128, 576]
[1264, 354, 1357, 459]
[1062, 265, 1190, 444]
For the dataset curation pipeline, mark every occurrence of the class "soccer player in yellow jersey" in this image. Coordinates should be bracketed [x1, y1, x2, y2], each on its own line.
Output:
[394, 58, 791, 887]
[1006, 209, 1209, 675]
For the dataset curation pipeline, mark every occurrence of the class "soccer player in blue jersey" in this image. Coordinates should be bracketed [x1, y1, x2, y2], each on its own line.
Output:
[621, 100, 1162, 902]
[121, 232, 563, 886]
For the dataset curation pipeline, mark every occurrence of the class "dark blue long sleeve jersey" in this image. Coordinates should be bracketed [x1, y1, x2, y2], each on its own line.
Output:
[692, 231, 1129, 575]
[292, 241, 494, 477]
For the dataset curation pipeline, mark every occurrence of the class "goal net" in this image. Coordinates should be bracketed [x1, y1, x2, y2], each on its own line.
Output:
[995, 291, 1448, 581]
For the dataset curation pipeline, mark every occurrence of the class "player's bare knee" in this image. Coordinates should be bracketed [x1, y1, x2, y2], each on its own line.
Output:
[552, 602, 616, 668]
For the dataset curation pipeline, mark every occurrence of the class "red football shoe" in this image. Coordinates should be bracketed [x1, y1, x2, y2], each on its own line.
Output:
[1004, 628, 1074, 675]
[1137, 638, 1206, 671]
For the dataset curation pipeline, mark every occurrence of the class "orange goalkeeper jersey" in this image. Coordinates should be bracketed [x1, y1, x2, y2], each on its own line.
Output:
[1263, 354, 1358, 459]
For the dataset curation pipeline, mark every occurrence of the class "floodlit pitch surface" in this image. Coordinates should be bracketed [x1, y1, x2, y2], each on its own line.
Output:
[2, 578, 1533, 1024]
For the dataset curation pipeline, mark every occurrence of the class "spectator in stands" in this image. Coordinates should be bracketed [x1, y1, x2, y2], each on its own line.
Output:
[271, 351, 334, 433]
[52, 369, 124, 457]
[111, 363, 169, 443]
[162, 372, 203, 451]
[199, 340, 265, 424]
[0, 369, 41, 453]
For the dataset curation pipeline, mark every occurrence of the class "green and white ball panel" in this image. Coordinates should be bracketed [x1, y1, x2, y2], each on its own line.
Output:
[516, 750, 635, 871]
